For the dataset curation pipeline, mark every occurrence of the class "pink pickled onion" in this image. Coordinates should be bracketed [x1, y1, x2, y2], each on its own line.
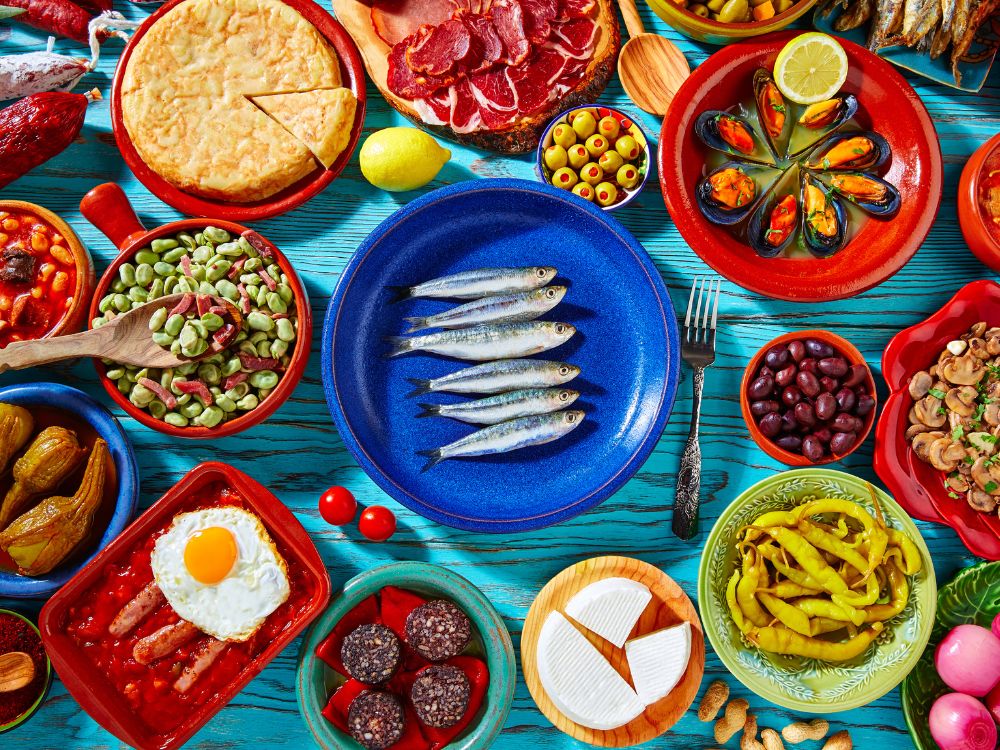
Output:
[936, 624, 1000, 696]
[929, 693, 997, 750]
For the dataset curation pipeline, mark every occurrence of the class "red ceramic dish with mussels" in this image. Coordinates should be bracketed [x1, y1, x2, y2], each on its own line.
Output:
[742, 330, 876, 465]
[80, 183, 312, 439]
[875, 279, 1000, 561]
[39, 462, 331, 750]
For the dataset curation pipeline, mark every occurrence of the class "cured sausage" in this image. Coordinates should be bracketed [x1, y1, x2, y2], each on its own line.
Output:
[109, 581, 165, 637]
[173, 638, 227, 694]
[133, 620, 200, 665]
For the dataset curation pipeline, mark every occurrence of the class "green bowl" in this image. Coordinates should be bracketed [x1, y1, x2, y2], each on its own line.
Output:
[698, 468, 937, 712]
[0, 608, 52, 734]
[901, 561, 1000, 749]
[644, 0, 819, 44]
[296, 561, 516, 750]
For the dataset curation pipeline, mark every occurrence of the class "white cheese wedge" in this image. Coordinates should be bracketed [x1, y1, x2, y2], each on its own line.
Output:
[624, 621, 692, 705]
[564, 577, 653, 648]
[536, 611, 646, 730]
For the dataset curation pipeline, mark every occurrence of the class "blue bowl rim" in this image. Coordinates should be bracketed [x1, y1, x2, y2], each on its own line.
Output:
[534, 103, 652, 211]
[320, 177, 680, 532]
[0, 383, 139, 598]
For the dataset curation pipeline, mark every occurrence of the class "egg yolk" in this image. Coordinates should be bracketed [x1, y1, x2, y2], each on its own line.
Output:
[184, 526, 238, 584]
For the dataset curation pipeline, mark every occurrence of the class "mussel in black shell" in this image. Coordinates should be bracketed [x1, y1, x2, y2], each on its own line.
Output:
[804, 131, 891, 172]
[694, 111, 770, 163]
[696, 162, 758, 226]
[748, 192, 798, 258]
[786, 94, 859, 158]
[824, 172, 901, 217]
[801, 174, 846, 257]
[752, 69, 788, 155]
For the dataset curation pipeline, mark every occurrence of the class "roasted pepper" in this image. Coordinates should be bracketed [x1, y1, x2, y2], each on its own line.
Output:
[0, 403, 33, 473]
[0, 425, 86, 531]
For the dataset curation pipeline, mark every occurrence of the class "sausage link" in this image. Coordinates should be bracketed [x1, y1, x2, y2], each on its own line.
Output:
[109, 582, 165, 637]
[173, 638, 227, 694]
[133, 620, 200, 665]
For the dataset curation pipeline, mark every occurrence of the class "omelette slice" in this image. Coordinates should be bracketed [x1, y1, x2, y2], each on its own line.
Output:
[250, 88, 357, 169]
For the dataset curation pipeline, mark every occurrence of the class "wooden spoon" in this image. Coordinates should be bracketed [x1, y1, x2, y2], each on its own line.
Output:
[617, 0, 690, 116]
[0, 294, 243, 373]
[0, 651, 34, 693]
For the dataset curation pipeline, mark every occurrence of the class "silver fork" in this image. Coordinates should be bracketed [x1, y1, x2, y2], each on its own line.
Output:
[672, 277, 722, 540]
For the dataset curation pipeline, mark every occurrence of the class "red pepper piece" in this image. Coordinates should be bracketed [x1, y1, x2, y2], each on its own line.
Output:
[421, 656, 489, 750]
[321, 678, 366, 732]
[1, 0, 108, 45]
[380, 586, 427, 641]
[393, 705, 431, 750]
[315, 595, 379, 674]
[0, 91, 90, 189]
[74, 0, 112, 15]
[137, 377, 177, 409]
[172, 379, 213, 406]
[238, 352, 282, 371]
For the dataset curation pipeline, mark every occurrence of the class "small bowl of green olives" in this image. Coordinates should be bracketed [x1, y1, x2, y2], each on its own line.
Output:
[536, 105, 650, 211]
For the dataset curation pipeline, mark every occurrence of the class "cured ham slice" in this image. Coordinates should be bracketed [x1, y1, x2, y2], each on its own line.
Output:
[462, 12, 503, 72]
[388, 35, 450, 98]
[406, 18, 472, 75]
[372, 0, 456, 45]
[520, 0, 558, 43]
[558, 0, 596, 18]
[551, 15, 598, 56]
[491, 0, 530, 65]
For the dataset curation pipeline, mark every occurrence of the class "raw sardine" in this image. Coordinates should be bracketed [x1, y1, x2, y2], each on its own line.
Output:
[418, 388, 580, 425]
[390, 266, 557, 301]
[386, 322, 575, 361]
[403, 286, 566, 333]
[417, 410, 585, 470]
[406, 359, 581, 396]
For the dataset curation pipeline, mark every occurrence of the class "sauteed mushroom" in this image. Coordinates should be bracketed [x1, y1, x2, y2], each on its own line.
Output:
[945, 386, 978, 417]
[913, 395, 947, 428]
[940, 354, 986, 385]
[971, 457, 1000, 495]
[968, 488, 998, 513]
[928, 438, 967, 472]
[909, 370, 933, 400]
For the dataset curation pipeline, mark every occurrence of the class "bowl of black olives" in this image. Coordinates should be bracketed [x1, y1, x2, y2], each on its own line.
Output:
[741, 330, 877, 465]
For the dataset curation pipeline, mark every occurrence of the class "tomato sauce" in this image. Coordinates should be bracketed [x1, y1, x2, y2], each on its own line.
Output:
[0, 208, 77, 348]
[978, 153, 1000, 245]
[62, 482, 313, 735]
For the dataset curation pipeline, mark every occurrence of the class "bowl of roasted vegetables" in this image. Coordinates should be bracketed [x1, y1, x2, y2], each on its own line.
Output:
[698, 468, 935, 712]
[0, 382, 139, 598]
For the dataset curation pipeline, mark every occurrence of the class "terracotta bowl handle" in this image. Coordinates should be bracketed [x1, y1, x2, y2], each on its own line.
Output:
[80, 183, 147, 252]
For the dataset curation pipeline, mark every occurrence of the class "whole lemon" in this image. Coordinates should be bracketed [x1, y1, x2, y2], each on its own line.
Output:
[359, 127, 451, 192]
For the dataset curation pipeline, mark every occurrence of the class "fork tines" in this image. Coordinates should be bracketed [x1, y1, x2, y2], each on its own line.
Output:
[683, 277, 721, 348]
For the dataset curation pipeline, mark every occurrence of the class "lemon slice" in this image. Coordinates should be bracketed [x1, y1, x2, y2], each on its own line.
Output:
[773, 33, 849, 105]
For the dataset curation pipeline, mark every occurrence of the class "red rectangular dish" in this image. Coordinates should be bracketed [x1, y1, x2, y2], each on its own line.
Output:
[39, 461, 331, 750]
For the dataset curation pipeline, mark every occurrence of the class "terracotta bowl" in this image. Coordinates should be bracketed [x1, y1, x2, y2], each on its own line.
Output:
[645, 0, 819, 45]
[80, 183, 312, 439]
[660, 31, 942, 302]
[741, 329, 876, 466]
[874, 279, 1000, 561]
[0, 200, 94, 343]
[109, 0, 367, 221]
[958, 132, 1000, 272]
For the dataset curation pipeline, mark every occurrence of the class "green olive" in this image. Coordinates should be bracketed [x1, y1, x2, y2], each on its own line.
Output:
[585, 133, 610, 158]
[551, 167, 579, 190]
[569, 109, 597, 139]
[689, 2, 709, 14]
[597, 116, 620, 141]
[598, 151, 624, 173]
[717, 0, 749, 22]
[579, 162, 604, 186]
[617, 164, 642, 189]
[615, 135, 641, 161]
[572, 183, 595, 202]
[544, 144, 568, 171]
[551, 123, 577, 148]
[706, 0, 726, 11]
[567, 144, 590, 169]
[595, 181, 619, 207]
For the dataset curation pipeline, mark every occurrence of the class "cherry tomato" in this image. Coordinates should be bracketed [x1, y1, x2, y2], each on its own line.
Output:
[319, 486, 357, 525]
[359, 505, 396, 541]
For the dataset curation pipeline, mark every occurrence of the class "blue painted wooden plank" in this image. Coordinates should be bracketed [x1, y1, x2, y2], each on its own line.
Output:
[1, 2, 997, 748]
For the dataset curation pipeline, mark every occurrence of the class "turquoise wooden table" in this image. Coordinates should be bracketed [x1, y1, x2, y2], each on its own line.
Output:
[0, 2, 996, 746]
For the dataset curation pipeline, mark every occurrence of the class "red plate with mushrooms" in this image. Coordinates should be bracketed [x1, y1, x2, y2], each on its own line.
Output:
[875, 279, 1000, 561]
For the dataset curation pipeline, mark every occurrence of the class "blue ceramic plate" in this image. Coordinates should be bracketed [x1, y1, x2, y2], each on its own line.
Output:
[0, 383, 139, 597]
[813, 7, 998, 92]
[322, 178, 679, 532]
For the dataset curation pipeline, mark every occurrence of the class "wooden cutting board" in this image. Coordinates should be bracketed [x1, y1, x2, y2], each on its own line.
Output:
[521, 555, 705, 747]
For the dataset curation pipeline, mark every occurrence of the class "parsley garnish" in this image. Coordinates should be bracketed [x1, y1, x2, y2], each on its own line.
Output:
[986, 481, 998, 494]
[928, 388, 947, 399]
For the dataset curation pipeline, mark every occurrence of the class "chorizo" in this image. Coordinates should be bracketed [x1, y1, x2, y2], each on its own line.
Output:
[109, 581, 164, 637]
[174, 638, 227, 694]
[133, 620, 200, 665]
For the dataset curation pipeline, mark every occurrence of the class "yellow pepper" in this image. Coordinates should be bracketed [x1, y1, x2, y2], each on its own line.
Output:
[736, 551, 770, 628]
[726, 570, 750, 633]
[747, 622, 884, 661]
[766, 527, 851, 597]
[885, 529, 922, 575]
[863, 561, 909, 622]
[794, 597, 866, 627]
[759, 592, 813, 636]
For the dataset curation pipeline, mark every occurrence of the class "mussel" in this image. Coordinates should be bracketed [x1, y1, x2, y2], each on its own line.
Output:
[753, 69, 788, 156]
[748, 191, 798, 258]
[804, 131, 891, 172]
[800, 173, 846, 257]
[694, 111, 771, 164]
[825, 172, 901, 217]
[786, 93, 859, 158]
[696, 162, 759, 226]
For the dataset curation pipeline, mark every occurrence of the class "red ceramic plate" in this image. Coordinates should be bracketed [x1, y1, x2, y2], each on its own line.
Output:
[39, 462, 331, 750]
[874, 280, 1000, 561]
[110, 0, 366, 221]
[659, 31, 942, 303]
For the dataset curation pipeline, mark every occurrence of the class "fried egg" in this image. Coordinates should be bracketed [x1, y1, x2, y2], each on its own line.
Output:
[151, 507, 290, 642]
